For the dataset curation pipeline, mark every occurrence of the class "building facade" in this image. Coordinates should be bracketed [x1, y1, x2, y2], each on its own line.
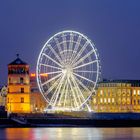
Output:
[92, 80, 140, 112]
[6, 55, 48, 114]
[30, 73, 47, 113]
[7, 55, 31, 113]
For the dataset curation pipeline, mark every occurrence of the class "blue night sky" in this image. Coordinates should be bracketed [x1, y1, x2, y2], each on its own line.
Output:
[0, 0, 140, 85]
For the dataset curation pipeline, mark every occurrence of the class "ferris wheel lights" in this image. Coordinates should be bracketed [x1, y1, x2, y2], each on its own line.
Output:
[36, 30, 101, 111]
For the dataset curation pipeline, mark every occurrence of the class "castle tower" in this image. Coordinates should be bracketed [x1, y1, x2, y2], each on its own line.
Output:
[7, 54, 31, 113]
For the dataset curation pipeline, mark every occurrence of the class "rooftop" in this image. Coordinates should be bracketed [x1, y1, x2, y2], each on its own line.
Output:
[8, 54, 28, 65]
[100, 79, 140, 84]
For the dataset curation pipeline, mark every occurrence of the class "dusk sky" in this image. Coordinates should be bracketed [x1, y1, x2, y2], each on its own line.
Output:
[0, 0, 140, 85]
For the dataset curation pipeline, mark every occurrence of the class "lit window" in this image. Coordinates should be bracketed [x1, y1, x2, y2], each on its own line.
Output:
[104, 98, 107, 103]
[138, 90, 140, 95]
[100, 90, 103, 95]
[127, 98, 130, 104]
[133, 90, 136, 95]
[93, 98, 96, 103]
[108, 98, 110, 103]
[112, 98, 114, 103]
[100, 98, 103, 103]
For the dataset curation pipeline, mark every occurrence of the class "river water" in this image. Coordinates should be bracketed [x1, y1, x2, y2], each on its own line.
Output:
[0, 127, 140, 140]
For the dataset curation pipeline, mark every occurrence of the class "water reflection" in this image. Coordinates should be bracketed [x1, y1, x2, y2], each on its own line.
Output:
[0, 128, 140, 140]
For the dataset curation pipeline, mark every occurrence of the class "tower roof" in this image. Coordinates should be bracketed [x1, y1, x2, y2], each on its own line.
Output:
[8, 54, 28, 65]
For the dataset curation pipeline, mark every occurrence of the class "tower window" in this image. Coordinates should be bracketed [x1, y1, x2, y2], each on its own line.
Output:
[20, 77, 24, 84]
[21, 88, 24, 93]
[21, 97, 24, 103]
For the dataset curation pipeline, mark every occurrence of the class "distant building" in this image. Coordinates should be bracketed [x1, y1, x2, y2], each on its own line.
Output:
[92, 80, 140, 112]
[7, 54, 31, 113]
[30, 73, 47, 113]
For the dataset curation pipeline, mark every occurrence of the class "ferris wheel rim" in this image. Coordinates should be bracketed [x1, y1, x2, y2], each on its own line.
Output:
[36, 30, 101, 110]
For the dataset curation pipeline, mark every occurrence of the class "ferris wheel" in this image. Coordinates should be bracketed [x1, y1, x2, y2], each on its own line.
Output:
[36, 30, 100, 111]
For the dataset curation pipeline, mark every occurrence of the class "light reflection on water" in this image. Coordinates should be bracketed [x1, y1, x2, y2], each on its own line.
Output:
[0, 127, 139, 140]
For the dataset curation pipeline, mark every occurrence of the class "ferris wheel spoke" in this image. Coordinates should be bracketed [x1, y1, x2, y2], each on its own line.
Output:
[58, 78, 67, 106]
[48, 44, 64, 65]
[53, 75, 65, 106]
[49, 75, 65, 106]
[73, 72, 95, 84]
[42, 73, 62, 86]
[71, 75, 87, 104]
[49, 84, 60, 106]
[70, 76, 83, 106]
[46, 71, 62, 75]
[73, 60, 98, 70]
[63, 79, 69, 107]
[62, 34, 67, 63]
[43, 53, 62, 68]
[73, 49, 95, 67]
[74, 75, 92, 94]
[71, 40, 89, 65]
[74, 70, 98, 73]
[70, 77, 82, 108]
[45, 75, 63, 96]
[41, 63, 62, 70]
[54, 38, 65, 61]
[68, 33, 74, 62]
[67, 77, 79, 108]
[70, 35, 82, 63]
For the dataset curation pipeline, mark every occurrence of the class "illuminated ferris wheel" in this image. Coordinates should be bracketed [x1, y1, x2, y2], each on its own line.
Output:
[36, 30, 100, 111]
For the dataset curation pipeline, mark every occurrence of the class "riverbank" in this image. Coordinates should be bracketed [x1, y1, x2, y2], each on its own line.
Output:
[1, 112, 140, 128]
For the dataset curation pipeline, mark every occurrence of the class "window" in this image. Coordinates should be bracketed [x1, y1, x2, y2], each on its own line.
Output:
[93, 98, 96, 104]
[112, 98, 114, 103]
[21, 88, 24, 93]
[138, 90, 140, 96]
[100, 98, 103, 103]
[21, 97, 24, 103]
[20, 77, 24, 84]
[133, 90, 136, 95]
[100, 90, 103, 95]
